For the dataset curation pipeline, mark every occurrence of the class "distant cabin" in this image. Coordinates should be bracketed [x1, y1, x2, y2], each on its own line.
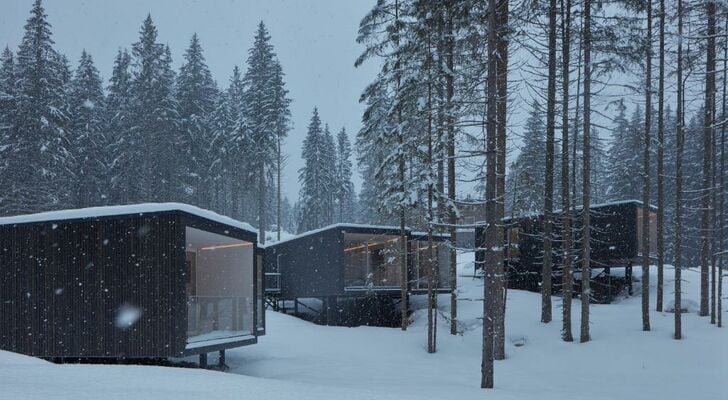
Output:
[263, 224, 451, 326]
[0, 204, 264, 366]
[475, 200, 657, 303]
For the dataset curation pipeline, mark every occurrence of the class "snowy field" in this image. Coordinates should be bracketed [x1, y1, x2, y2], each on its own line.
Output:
[1, 252, 726, 400]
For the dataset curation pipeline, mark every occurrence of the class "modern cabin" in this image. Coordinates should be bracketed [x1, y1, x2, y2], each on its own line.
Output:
[0, 204, 264, 366]
[263, 224, 451, 326]
[475, 200, 657, 302]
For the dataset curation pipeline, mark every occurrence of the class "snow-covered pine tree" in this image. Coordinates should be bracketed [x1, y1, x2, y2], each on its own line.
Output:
[130, 15, 179, 203]
[209, 66, 247, 220]
[176, 33, 218, 208]
[279, 196, 296, 234]
[507, 99, 547, 215]
[105, 49, 135, 204]
[334, 127, 356, 223]
[69, 50, 107, 207]
[298, 108, 336, 232]
[356, 76, 393, 225]
[0, 47, 15, 213]
[11, 0, 72, 214]
[242, 22, 290, 244]
[607, 100, 643, 201]
[269, 60, 292, 240]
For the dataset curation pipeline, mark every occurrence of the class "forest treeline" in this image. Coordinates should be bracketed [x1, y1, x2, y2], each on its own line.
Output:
[0, 1, 359, 243]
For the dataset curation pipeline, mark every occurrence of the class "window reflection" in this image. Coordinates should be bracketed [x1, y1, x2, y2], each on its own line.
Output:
[185, 227, 254, 347]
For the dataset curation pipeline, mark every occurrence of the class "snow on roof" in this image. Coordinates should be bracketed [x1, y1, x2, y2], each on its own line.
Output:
[261, 223, 409, 248]
[0, 203, 257, 234]
[469, 199, 658, 225]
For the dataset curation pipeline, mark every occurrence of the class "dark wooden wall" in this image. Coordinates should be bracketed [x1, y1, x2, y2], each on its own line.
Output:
[476, 202, 644, 289]
[265, 228, 344, 299]
[0, 211, 187, 358]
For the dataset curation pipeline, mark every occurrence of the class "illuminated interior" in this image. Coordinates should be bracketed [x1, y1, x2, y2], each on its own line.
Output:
[185, 226, 254, 348]
[343, 233, 402, 289]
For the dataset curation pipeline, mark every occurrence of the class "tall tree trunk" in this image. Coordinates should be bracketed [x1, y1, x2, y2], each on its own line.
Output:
[719, 15, 727, 329]
[494, 0, 509, 361]
[580, 0, 592, 344]
[482, 0, 498, 388]
[427, 32, 437, 354]
[642, 0, 652, 332]
[560, 0, 574, 342]
[259, 164, 266, 246]
[701, 0, 716, 318]
[542, 0, 557, 325]
[445, 7, 458, 337]
[392, 0, 408, 332]
[656, 0, 665, 313]
[674, 0, 684, 340]
[277, 137, 282, 241]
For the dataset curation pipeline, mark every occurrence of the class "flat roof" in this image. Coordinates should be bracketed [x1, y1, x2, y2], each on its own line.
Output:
[262, 223, 413, 248]
[469, 199, 658, 225]
[0, 203, 257, 234]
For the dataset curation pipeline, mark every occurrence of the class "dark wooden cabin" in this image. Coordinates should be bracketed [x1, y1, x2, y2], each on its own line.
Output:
[475, 200, 657, 302]
[0, 204, 264, 366]
[263, 224, 451, 326]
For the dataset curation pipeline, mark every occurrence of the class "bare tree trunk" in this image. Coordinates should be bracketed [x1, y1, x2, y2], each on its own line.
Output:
[656, 0, 665, 313]
[393, 0, 408, 332]
[542, 0, 557, 325]
[642, 0, 652, 332]
[482, 0, 498, 388]
[445, 6, 458, 337]
[493, 0, 509, 360]
[674, 0, 684, 340]
[719, 15, 727, 329]
[277, 137, 282, 241]
[580, 0, 592, 344]
[560, 0, 574, 342]
[701, 1, 716, 319]
[427, 32, 437, 354]
[259, 164, 266, 246]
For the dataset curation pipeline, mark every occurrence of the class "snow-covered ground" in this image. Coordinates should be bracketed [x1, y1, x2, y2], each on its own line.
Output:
[1, 252, 726, 399]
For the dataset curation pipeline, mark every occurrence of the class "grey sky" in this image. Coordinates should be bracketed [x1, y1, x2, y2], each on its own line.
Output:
[1, 0, 379, 201]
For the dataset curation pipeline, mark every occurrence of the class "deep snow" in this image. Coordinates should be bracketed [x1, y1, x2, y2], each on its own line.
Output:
[1, 252, 726, 400]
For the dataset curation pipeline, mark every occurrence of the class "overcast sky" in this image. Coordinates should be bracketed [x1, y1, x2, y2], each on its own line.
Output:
[1, 0, 379, 201]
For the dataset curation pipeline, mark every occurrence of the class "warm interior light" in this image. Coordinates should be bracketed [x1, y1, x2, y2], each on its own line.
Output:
[199, 242, 253, 251]
[344, 237, 399, 253]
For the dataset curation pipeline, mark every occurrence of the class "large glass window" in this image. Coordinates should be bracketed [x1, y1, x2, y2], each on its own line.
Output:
[185, 227, 254, 348]
[344, 233, 402, 290]
[413, 240, 451, 291]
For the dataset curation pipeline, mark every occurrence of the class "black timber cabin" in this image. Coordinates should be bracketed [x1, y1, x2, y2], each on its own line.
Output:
[0, 204, 264, 367]
[263, 224, 451, 326]
[475, 200, 657, 303]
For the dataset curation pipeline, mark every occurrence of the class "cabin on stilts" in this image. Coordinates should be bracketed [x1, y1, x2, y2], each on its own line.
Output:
[475, 200, 657, 303]
[0, 204, 265, 368]
[263, 224, 451, 327]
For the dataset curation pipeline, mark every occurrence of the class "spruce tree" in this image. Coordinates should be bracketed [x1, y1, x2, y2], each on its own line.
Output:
[607, 101, 643, 201]
[335, 127, 356, 222]
[176, 33, 218, 207]
[0, 47, 15, 213]
[242, 22, 290, 243]
[12, 0, 71, 213]
[298, 108, 336, 232]
[508, 100, 547, 215]
[69, 50, 107, 207]
[130, 15, 178, 202]
[106, 49, 135, 204]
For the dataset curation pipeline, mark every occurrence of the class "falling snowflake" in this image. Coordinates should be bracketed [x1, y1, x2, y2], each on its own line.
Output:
[114, 304, 142, 329]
